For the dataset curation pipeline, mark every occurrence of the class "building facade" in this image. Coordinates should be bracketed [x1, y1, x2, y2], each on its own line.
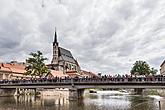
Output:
[160, 60, 165, 75]
[48, 30, 81, 73]
[0, 61, 30, 80]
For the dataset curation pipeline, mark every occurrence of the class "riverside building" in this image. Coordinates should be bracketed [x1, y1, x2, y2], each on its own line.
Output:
[160, 60, 165, 75]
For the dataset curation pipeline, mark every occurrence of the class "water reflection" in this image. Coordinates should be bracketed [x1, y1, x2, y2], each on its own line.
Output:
[129, 95, 158, 110]
[0, 91, 164, 110]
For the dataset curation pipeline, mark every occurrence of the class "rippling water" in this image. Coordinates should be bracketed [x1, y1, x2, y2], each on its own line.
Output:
[0, 91, 164, 110]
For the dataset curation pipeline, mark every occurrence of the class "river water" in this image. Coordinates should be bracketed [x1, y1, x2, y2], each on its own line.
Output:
[0, 91, 164, 110]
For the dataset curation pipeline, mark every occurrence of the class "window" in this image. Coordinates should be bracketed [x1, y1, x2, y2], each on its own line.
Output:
[71, 65, 74, 70]
[66, 63, 69, 69]
[71, 65, 76, 70]
[69, 64, 71, 70]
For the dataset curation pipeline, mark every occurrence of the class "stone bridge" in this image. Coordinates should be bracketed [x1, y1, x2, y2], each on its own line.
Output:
[0, 78, 165, 100]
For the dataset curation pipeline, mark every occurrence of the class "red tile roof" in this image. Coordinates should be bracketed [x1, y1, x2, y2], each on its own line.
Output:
[0, 63, 26, 73]
[50, 70, 69, 77]
[62, 70, 81, 78]
[80, 70, 97, 77]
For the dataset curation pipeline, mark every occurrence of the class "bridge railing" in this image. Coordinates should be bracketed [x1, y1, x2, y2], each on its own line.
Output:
[0, 76, 165, 85]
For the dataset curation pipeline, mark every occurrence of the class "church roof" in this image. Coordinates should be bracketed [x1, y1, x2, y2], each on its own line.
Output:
[160, 60, 165, 67]
[59, 47, 76, 64]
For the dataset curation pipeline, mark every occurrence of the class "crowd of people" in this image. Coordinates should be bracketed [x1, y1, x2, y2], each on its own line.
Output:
[0, 74, 165, 84]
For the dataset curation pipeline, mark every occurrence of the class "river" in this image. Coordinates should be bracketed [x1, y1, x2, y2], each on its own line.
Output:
[0, 91, 164, 110]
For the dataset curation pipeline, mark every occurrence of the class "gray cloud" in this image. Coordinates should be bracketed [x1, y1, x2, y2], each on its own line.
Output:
[0, 0, 165, 75]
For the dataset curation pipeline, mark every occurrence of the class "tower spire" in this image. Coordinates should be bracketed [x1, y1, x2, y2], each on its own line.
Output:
[53, 27, 58, 46]
[52, 27, 59, 65]
[54, 27, 57, 43]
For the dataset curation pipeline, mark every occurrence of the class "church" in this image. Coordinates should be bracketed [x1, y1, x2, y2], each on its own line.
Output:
[48, 30, 81, 73]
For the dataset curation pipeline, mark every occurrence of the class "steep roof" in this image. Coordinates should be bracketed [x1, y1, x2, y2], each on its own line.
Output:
[160, 60, 165, 67]
[59, 47, 76, 64]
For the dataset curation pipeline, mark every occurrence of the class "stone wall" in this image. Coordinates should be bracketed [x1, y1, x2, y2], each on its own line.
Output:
[143, 89, 165, 96]
[0, 89, 15, 96]
[40, 88, 69, 97]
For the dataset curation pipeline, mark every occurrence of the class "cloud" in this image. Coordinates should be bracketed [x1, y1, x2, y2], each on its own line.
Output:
[0, 0, 165, 75]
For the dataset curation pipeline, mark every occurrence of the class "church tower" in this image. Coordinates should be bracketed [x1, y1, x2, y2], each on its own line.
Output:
[49, 29, 81, 72]
[51, 29, 59, 65]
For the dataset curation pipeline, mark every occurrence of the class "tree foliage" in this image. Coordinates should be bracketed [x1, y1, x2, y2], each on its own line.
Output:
[130, 61, 157, 75]
[150, 67, 158, 75]
[25, 51, 50, 77]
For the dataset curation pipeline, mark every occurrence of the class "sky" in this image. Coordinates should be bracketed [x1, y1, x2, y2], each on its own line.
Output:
[0, 0, 165, 75]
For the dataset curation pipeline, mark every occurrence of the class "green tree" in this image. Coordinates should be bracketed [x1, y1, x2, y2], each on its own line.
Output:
[25, 51, 50, 78]
[150, 67, 158, 75]
[130, 61, 151, 75]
